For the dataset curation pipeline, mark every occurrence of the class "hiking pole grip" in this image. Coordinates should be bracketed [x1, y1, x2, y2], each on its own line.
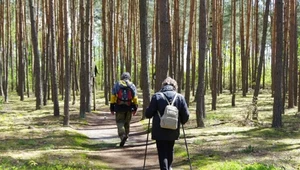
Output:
[143, 118, 151, 170]
[182, 124, 192, 170]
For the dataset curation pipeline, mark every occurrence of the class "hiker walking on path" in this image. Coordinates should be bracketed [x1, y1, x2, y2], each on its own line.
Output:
[145, 77, 190, 170]
[110, 72, 139, 147]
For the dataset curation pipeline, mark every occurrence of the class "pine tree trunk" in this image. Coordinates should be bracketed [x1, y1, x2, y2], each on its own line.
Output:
[232, 0, 236, 107]
[63, 0, 70, 126]
[184, 0, 195, 106]
[196, 0, 206, 128]
[252, 0, 271, 120]
[211, 0, 217, 110]
[29, 0, 43, 110]
[139, 0, 150, 119]
[156, 0, 170, 90]
[49, 0, 60, 116]
[272, 0, 283, 128]
[79, 0, 86, 118]
[18, 0, 25, 101]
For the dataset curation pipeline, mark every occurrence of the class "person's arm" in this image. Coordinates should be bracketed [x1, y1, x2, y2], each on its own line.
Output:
[110, 83, 118, 115]
[145, 94, 158, 119]
[179, 95, 190, 124]
[131, 84, 138, 115]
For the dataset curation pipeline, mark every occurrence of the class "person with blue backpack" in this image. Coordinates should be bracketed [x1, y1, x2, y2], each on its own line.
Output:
[110, 72, 138, 147]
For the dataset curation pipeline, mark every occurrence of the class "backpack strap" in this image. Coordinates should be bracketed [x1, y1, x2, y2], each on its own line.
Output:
[158, 92, 178, 105]
[171, 93, 178, 106]
[157, 92, 178, 118]
[158, 92, 170, 105]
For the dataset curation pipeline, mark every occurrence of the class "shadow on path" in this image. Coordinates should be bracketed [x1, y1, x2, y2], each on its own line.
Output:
[74, 112, 160, 170]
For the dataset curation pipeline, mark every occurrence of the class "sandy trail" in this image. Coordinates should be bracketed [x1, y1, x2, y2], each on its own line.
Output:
[76, 112, 160, 170]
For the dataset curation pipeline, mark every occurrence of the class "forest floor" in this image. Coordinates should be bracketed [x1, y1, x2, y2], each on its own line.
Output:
[0, 90, 300, 170]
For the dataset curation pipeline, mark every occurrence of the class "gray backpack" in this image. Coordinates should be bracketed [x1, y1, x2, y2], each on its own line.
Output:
[157, 92, 179, 130]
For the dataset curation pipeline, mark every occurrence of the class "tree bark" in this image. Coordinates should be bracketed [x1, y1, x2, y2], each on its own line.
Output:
[18, 0, 25, 101]
[252, 0, 271, 120]
[232, 0, 236, 107]
[272, 0, 283, 128]
[29, 0, 43, 110]
[49, 0, 60, 116]
[79, 0, 86, 118]
[156, 0, 170, 90]
[211, 0, 217, 110]
[196, 0, 206, 127]
[185, 0, 196, 106]
[63, 0, 70, 126]
[139, 0, 150, 119]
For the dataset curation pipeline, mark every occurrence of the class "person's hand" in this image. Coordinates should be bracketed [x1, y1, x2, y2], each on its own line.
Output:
[111, 111, 115, 115]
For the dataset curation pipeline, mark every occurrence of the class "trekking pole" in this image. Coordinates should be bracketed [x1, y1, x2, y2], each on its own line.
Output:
[182, 124, 192, 170]
[143, 118, 151, 170]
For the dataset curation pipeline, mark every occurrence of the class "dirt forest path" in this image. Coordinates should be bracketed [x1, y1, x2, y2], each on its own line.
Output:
[75, 111, 160, 170]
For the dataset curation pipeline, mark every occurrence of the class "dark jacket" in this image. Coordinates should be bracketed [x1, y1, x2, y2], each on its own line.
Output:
[145, 85, 189, 141]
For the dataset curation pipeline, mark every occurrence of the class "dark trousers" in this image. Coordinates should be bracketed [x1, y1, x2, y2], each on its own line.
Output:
[156, 140, 175, 170]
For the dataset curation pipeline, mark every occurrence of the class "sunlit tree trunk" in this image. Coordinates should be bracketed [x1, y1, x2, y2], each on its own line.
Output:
[85, 0, 91, 113]
[70, 0, 77, 105]
[290, 0, 297, 107]
[18, 0, 25, 101]
[24, 1, 30, 98]
[231, 0, 236, 107]
[191, 1, 197, 96]
[49, 0, 59, 116]
[245, 0, 251, 92]
[217, 0, 223, 94]
[3, 0, 10, 102]
[172, 0, 179, 79]
[252, 0, 259, 89]
[63, 0, 70, 126]
[156, 0, 170, 89]
[151, 0, 156, 89]
[79, 0, 86, 118]
[272, 0, 283, 128]
[196, 0, 206, 127]
[288, 0, 294, 108]
[240, 0, 246, 97]
[178, 0, 187, 93]
[0, 1, 3, 97]
[139, 0, 150, 119]
[58, 0, 64, 98]
[185, 0, 195, 106]
[29, 0, 43, 110]
[125, 1, 131, 73]
[211, 0, 217, 110]
[154, 0, 160, 91]
[282, 0, 289, 109]
[229, 0, 233, 94]
[102, 0, 109, 105]
[252, 0, 271, 120]
[108, 0, 114, 91]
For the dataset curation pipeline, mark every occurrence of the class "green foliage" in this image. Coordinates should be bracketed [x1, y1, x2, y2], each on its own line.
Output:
[241, 145, 255, 154]
[174, 145, 188, 157]
[0, 98, 3, 111]
[0, 156, 109, 170]
[201, 161, 278, 170]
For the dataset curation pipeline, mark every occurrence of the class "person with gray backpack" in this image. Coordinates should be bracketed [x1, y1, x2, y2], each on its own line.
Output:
[145, 77, 190, 170]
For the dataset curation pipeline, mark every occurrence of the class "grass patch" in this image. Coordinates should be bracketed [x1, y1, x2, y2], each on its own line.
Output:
[0, 156, 110, 170]
[201, 161, 279, 170]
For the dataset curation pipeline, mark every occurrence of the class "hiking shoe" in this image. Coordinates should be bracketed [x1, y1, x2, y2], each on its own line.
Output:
[120, 136, 128, 147]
